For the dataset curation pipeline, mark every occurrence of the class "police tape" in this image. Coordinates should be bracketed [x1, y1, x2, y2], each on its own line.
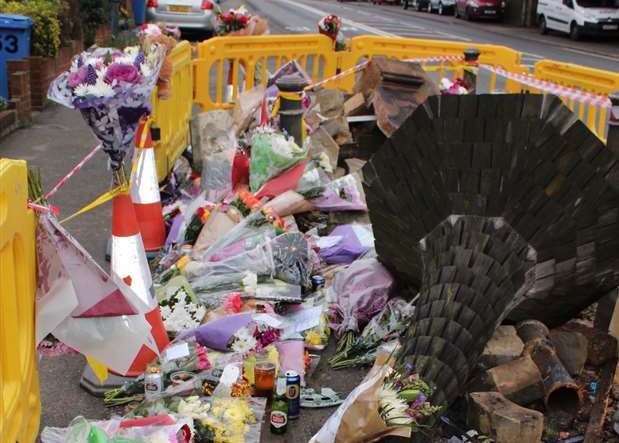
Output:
[483, 65, 612, 108]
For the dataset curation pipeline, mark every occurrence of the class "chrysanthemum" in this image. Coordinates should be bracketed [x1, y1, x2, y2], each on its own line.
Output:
[378, 382, 413, 426]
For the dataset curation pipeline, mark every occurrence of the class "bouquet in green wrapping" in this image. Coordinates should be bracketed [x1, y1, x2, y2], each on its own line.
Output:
[330, 298, 414, 369]
[249, 128, 308, 192]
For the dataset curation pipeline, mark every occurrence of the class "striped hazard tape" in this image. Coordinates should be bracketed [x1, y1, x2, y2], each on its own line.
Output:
[483, 65, 611, 109]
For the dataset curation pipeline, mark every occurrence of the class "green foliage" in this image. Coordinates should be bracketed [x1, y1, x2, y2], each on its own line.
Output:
[0, 96, 7, 112]
[0, 0, 62, 57]
[79, 0, 110, 47]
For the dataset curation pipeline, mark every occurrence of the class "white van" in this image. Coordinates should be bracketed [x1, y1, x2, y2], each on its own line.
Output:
[537, 0, 619, 40]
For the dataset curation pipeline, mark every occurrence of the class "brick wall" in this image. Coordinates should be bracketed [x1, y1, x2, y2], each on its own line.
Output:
[7, 60, 32, 125]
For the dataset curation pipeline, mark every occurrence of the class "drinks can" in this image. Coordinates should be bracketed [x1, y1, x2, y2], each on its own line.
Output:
[311, 275, 325, 291]
[285, 370, 301, 419]
[144, 364, 163, 401]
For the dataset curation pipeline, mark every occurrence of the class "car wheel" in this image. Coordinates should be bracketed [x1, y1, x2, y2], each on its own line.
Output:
[539, 15, 548, 34]
[570, 22, 581, 40]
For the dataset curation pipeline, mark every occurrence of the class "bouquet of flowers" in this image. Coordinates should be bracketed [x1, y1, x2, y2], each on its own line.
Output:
[216, 6, 269, 37]
[328, 258, 392, 356]
[230, 322, 281, 355]
[138, 23, 181, 99]
[378, 370, 442, 429]
[160, 287, 207, 333]
[215, 7, 251, 35]
[330, 298, 414, 369]
[48, 41, 166, 172]
[318, 15, 346, 51]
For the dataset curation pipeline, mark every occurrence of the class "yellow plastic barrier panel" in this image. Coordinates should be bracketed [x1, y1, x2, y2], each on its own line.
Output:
[151, 41, 194, 182]
[194, 34, 338, 110]
[0, 158, 41, 443]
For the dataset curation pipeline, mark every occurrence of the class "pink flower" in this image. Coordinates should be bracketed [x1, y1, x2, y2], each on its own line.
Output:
[68, 67, 87, 88]
[105, 63, 141, 84]
[224, 292, 243, 313]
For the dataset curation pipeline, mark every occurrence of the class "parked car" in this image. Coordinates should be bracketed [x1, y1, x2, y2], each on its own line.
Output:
[537, 0, 619, 40]
[403, 0, 432, 11]
[428, 0, 457, 14]
[145, 0, 217, 33]
[455, 0, 507, 19]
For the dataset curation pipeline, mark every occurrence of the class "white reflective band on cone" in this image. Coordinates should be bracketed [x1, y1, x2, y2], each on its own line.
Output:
[111, 233, 154, 309]
[131, 148, 160, 205]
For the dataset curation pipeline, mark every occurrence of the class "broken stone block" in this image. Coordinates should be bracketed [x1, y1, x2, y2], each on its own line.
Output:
[485, 354, 544, 405]
[468, 392, 544, 443]
[315, 88, 345, 119]
[561, 321, 618, 367]
[550, 330, 588, 376]
[343, 92, 367, 116]
[322, 116, 352, 145]
[479, 325, 525, 368]
[309, 127, 339, 172]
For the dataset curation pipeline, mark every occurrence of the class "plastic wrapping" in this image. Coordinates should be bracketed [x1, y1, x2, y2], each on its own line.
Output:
[41, 416, 193, 443]
[311, 174, 367, 212]
[271, 232, 312, 287]
[48, 45, 165, 170]
[328, 258, 392, 337]
[196, 110, 237, 202]
[319, 224, 375, 265]
[249, 129, 308, 192]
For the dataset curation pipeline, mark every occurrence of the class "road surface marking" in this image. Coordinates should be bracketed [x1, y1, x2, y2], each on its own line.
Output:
[285, 26, 311, 32]
[272, 0, 397, 36]
[563, 47, 619, 63]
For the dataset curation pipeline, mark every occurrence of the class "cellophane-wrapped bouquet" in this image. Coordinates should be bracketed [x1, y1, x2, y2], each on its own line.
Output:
[48, 40, 166, 171]
[318, 15, 346, 51]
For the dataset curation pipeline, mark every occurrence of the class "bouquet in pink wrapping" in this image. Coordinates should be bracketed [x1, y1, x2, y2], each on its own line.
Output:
[328, 258, 392, 355]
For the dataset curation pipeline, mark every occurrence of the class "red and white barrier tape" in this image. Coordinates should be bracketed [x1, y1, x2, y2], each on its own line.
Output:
[304, 55, 463, 92]
[44, 143, 102, 200]
[483, 65, 611, 108]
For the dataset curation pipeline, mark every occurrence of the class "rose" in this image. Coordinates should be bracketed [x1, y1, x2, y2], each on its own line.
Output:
[105, 63, 141, 84]
[68, 66, 87, 88]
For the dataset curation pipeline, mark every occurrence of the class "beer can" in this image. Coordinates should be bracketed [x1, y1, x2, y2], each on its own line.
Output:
[285, 370, 301, 419]
[311, 275, 325, 291]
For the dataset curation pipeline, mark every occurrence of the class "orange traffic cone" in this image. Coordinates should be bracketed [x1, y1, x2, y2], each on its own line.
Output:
[111, 193, 169, 376]
[130, 118, 166, 252]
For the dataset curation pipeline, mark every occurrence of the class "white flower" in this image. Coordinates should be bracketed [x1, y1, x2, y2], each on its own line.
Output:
[160, 297, 205, 332]
[231, 328, 257, 354]
[124, 46, 140, 57]
[74, 83, 90, 97]
[88, 79, 115, 98]
[378, 383, 412, 426]
[140, 63, 153, 78]
[242, 271, 258, 291]
[113, 55, 134, 65]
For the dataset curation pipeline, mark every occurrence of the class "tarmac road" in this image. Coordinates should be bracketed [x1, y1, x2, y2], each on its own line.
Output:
[245, 0, 619, 71]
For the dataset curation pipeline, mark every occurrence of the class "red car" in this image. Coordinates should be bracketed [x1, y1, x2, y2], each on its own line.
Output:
[455, 0, 506, 20]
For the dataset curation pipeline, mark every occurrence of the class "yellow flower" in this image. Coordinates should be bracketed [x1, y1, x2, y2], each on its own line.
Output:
[305, 330, 324, 346]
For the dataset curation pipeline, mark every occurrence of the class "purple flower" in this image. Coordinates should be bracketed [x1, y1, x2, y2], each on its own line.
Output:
[67, 67, 87, 88]
[105, 63, 141, 85]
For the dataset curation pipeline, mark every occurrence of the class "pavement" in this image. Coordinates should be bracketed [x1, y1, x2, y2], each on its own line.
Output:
[1, 1, 617, 441]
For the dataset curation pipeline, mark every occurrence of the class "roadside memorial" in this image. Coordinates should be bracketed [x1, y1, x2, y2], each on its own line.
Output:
[28, 22, 619, 441]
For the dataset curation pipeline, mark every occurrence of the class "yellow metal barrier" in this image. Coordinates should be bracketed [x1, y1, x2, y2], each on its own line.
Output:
[0, 159, 40, 443]
[151, 41, 194, 182]
[194, 34, 338, 110]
